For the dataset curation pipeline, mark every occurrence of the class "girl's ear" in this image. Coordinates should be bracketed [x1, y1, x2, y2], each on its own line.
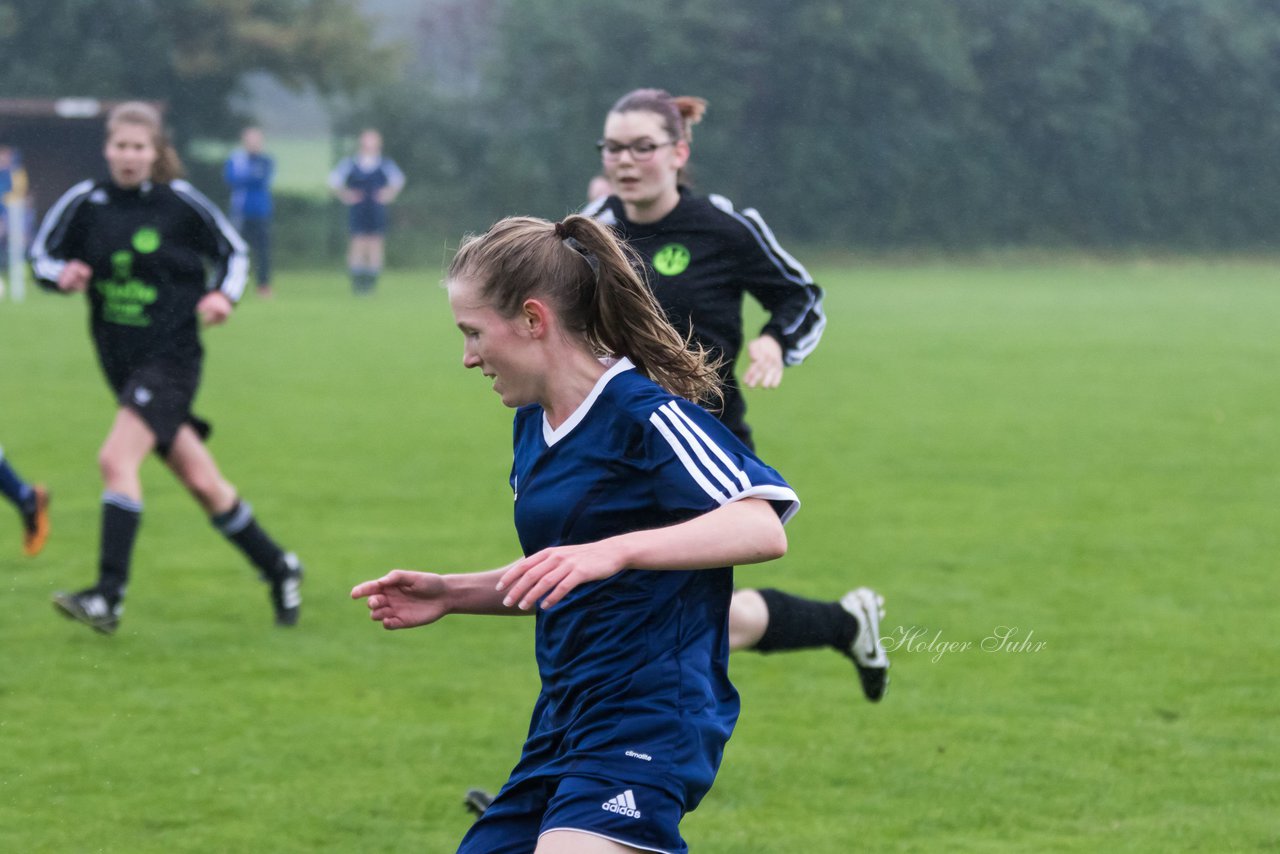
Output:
[522, 298, 552, 338]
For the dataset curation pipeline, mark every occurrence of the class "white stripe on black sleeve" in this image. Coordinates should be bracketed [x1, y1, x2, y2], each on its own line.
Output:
[171, 179, 248, 303]
[740, 205, 815, 287]
[27, 179, 96, 285]
[709, 193, 814, 287]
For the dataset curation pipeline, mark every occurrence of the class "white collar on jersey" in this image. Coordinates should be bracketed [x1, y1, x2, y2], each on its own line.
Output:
[542, 356, 635, 447]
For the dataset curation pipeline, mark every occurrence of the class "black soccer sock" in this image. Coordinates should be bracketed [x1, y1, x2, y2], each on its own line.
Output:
[98, 492, 142, 602]
[212, 499, 286, 579]
[752, 588, 859, 654]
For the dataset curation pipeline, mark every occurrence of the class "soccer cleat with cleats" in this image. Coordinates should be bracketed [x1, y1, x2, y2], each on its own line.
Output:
[464, 788, 494, 818]
[21, 485, 51, 557]
[840, 587, 890, 702]
[53, 588, 122, 635]
[269, 552, 304, 627]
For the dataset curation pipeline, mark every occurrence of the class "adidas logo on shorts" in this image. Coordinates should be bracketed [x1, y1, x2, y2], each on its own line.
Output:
[601, 789, 641, 819]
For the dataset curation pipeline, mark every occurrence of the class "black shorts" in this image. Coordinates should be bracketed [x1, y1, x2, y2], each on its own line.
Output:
[113, 360, 211, 456]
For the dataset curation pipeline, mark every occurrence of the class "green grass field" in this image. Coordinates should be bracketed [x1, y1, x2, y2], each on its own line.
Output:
[1, 259, 1276, 852]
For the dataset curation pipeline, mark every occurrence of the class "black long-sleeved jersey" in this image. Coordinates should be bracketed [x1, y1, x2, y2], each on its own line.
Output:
[29, 178, 247, 386]
[585, 187, 826, 442]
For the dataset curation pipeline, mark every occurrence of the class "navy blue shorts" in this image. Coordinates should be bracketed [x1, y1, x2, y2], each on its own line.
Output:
[348, 202, 388, 236]
[458, 775, 688, 854]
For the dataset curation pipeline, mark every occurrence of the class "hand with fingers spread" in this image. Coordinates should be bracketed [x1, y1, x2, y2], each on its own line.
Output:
[742, 334, 784, 389]
[351, 570, 451, 630]
[497, 541, 630, 612]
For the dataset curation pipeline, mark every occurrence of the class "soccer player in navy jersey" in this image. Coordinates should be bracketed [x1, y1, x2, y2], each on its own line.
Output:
[353, 213, 798, 853]
[29, 102, 302, 634]
[0, 443, 49, 556]
[581, 89, 890, 703]
[328, 128, 405, 294]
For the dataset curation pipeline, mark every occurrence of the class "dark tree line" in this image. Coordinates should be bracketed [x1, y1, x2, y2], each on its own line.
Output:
[7, 0, 1280, 250]
[360, 0, 1280, 250]
[0, 0, 391, 145]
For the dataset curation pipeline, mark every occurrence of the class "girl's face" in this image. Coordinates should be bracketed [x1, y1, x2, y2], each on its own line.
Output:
[359, 130, 382, 155]
[448, 276, 542, 409]
[105, 123, 158, 188]
[601, 110, 687, 217]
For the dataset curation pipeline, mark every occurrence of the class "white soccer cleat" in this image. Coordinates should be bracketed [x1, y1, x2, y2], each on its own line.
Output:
[840, 587, 889, 702]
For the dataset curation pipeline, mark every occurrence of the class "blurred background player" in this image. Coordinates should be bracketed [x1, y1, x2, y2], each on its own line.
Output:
[327, 128, 405, 294]
[587, 173, 612, 203]
[28, 101, 303, 635]
[0, 443, 50, 556]
[1, 144, 32, 296]
[222, 126, 275, 297]
[584, 88, 890, 701]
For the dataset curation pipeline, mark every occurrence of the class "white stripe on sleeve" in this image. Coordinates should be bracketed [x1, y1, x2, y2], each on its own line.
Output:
[663, 402, 752, 492]
[649, 411, 729, 505]
[28, 179, 95, 284]
[171, 180, 248, 303]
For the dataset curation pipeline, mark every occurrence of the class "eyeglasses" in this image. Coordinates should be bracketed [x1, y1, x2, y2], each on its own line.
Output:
[596, 138, 677, 161]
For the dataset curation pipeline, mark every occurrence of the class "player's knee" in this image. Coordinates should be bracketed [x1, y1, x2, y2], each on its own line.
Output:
[97, 445, 134, 483]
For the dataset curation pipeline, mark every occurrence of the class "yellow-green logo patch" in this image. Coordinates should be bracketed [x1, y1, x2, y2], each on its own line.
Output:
[132, 227, 161, 254]
[653, 243, 691, 276]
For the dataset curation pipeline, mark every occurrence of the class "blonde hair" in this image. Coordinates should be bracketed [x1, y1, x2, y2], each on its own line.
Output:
[106, 101, 184, 183]
[449, 215, 721, 404]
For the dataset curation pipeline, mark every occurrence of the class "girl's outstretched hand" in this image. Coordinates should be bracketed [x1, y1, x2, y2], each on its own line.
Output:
[351, 570, 450, 629]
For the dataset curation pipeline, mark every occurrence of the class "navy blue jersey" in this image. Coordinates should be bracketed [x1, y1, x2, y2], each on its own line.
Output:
[502, 358, 798, 808]
[328, 155, 404, 230]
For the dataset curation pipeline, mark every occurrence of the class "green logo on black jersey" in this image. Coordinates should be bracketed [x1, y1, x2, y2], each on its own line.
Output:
[97, 249, 157, 327]
[653, 243, 691, 276]
[132, 227, 161, 254]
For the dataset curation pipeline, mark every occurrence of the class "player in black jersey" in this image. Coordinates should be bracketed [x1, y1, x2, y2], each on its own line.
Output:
[29, 102, 302, 635]
[584, 89, 890, 703]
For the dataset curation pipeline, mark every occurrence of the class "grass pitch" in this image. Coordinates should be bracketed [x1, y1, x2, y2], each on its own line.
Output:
[1, 259, 1276, 852]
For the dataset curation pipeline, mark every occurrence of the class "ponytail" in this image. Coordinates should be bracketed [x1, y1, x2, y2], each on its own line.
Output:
[448, 215, 721, 404]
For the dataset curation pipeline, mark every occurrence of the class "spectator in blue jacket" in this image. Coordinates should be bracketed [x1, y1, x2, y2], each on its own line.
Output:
[223, 127, 275, 297]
